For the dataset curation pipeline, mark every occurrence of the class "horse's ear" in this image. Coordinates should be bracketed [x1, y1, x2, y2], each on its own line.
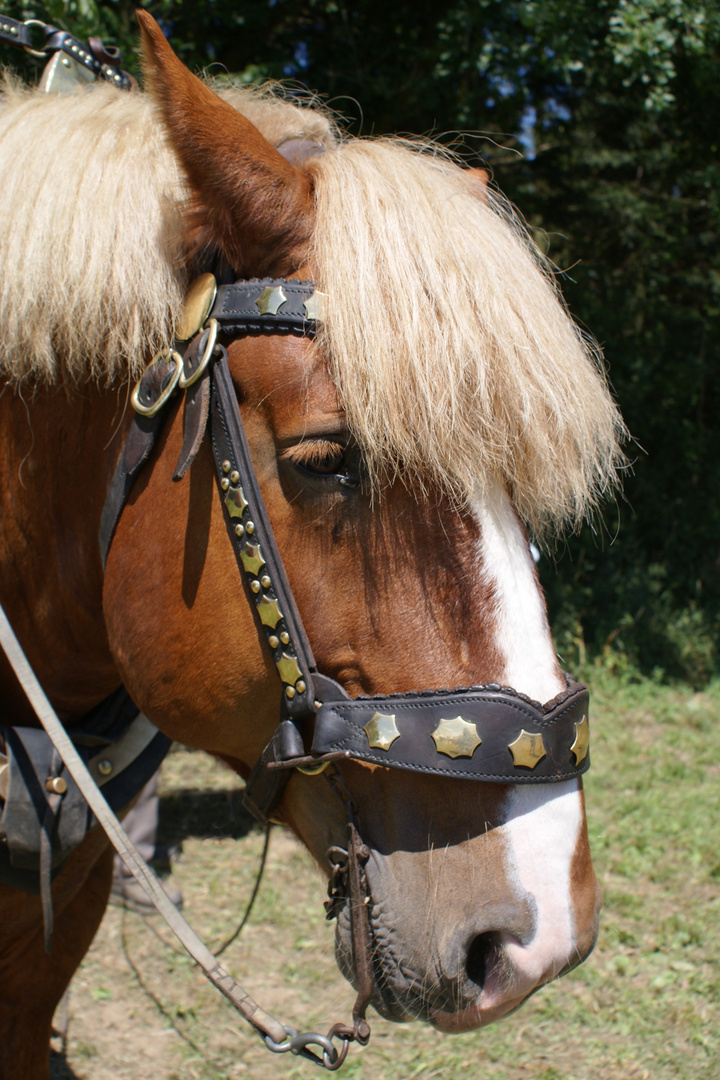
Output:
[136, 10, 314, 276]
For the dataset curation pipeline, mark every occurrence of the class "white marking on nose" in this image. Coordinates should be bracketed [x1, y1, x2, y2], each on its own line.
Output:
[499, 782, 581, 988]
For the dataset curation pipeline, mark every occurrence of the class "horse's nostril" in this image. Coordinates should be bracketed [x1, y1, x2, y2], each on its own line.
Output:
[465, 931, 498, 989]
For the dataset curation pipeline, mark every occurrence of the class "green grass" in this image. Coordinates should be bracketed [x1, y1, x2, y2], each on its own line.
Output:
[52, 675, 720, 1080]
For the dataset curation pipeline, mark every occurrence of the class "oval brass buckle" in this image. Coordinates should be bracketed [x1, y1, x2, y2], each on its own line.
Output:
[179, 319, 218, 389]
[130, 349, 183, 416]
[296, 760, 330, 776]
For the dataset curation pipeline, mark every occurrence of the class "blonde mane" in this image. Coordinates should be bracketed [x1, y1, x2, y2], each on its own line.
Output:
[0, 80, 624, 532]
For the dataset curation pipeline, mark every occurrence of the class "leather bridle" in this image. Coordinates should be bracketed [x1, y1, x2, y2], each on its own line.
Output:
[102, 273, 591, 823]
[100, 270, 592, 1050]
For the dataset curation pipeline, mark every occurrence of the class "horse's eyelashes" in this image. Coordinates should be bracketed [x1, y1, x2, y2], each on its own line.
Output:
[282, 439, 349, 476]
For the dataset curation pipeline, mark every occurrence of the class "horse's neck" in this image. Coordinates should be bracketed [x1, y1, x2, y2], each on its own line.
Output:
[0, 381, 126, 721]
[473, 481, 564, 704]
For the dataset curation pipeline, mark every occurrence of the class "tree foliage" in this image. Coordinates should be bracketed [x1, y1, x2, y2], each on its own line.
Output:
[2, 0, 718, 682]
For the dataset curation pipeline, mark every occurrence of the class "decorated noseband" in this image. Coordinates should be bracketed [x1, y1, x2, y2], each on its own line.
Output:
[101, 272, 591, 825]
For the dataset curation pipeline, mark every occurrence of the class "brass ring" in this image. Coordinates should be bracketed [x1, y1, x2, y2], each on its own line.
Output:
[130, 350, 183, 416]
[178, 319, 218, 388]
[23, 19, 49, 57]
[295, 761, 330, 777]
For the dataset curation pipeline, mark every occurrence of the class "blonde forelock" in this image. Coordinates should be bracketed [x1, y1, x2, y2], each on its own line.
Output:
[309, 139, 626, 532]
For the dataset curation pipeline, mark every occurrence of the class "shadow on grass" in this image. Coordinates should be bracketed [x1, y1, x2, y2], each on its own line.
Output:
[157, 787, 257, 848]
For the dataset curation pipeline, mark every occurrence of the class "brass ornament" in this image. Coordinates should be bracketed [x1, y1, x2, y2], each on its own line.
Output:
[508, 730, 547, 769]
[234, 524, 245, 537]
[277, 652, 303, 686]
[250, 580, 261, 594]
[225, 486, 249, 519]
[570, 714, 590, 764]
[286, 686, 296, 699]
[230, 471, 240, 484]
[303, 290, 328, 322]
[240, 543, 266, 576]
[296, 680, 307, 694]
[246, 522, 255, 534]
[364, 712, 401, 751]
[280, 631, 290, 645]
[45, 776, 67, 795]
[97, 759, 113, 777]
[222, 461, 231, 473]
[260, 575, 272, 589]
[175, 273, 217, 341]
[256, 285, 287, 316]
[430, 716, 482, 759]
[268, 635, 279, 649]
[257, 595, 284, 629]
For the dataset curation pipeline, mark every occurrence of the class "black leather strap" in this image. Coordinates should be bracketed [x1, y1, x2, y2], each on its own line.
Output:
[210, 279, 320, 335]
[0, 17, 131, 88]
[0, 16, 30, 49]
[209, 348, 317, 720]
[99, 409, 166, 568]
[299, 681, 590, 783]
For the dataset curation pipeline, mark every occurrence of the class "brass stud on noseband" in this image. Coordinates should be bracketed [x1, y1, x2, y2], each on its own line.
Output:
[260, 575, 271, 589]
[222, 461, 231, 473]
[508, 730, 547, 769]
[280, 631, 290, 645]
[250, 580, 261, 593]
[268, 635, 279, 649]
[570, 714, 590, 764]
[235, 524, 245, 537]
[296, 680, 307, 694]
[364, 712, 401, 751]
[246, 522, 255, 535]
[286, 686, 296, 699]
[230, 470, 240, 485]
[431, 716, 482, 759]
[221, 477, 230, 490]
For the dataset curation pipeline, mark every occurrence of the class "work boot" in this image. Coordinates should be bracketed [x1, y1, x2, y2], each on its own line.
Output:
[110, 874, 184, 914]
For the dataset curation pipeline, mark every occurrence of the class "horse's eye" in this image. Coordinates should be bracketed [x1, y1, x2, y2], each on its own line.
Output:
[300, 440, 347, 475]
[282, 439, 361, 487]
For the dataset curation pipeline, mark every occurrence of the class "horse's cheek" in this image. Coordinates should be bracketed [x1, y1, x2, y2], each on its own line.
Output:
[100, 449, 275, 762]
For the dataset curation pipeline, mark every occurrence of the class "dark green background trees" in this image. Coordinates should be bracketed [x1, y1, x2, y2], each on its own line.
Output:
[3, 1, 718, 682]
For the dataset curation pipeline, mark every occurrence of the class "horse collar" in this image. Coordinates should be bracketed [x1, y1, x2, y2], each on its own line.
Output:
[100, 275, 592, 827]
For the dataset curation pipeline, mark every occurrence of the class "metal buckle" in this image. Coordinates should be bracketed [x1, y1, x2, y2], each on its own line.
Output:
[22, 18, 48, 58]
[130, 350, 183, 416]
[178, 319, 218, 388]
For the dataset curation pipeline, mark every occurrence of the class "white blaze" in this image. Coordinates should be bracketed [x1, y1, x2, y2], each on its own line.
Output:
[474, 482, 581, 1000]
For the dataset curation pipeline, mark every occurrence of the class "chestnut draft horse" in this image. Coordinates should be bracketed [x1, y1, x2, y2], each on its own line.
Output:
[0, 12, 625, 1077]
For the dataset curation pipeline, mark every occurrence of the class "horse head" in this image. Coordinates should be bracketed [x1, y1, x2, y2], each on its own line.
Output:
[97, 12, 624, 1034]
